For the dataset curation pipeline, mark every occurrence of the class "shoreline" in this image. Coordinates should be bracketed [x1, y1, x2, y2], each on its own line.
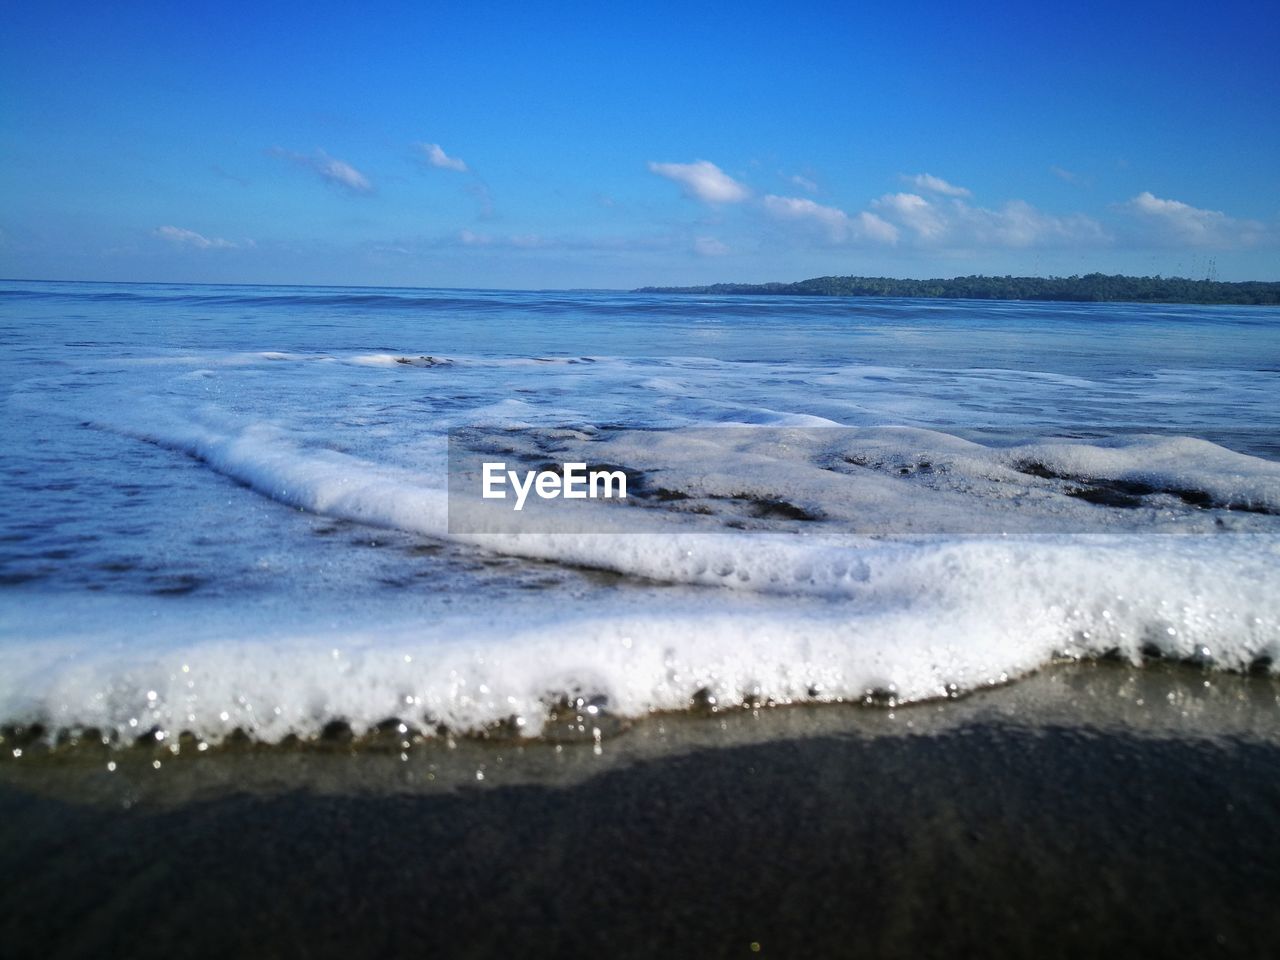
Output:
[3, 662, 1279, 958]
[3, 660, 1278, 803]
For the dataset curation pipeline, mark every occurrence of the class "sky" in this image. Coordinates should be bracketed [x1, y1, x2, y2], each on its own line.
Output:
[2, 0, 1278, 289]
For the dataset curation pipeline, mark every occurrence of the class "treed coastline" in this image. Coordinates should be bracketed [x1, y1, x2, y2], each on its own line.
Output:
[636, 273, 1280, 305]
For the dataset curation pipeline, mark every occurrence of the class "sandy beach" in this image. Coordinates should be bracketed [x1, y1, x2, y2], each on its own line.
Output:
[4, 662, 1278, 959]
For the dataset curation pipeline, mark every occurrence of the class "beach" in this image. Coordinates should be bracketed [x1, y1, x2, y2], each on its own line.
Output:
[5, 3, 1278, 954]
[1, 282, 1279, 957]
[4, 662, 1279, 959]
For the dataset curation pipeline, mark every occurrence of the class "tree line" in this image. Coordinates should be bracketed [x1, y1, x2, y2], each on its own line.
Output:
[635, 273, 1280, 305]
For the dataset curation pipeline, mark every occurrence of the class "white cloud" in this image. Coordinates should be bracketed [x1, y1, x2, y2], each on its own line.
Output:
[648, 160, 749, 203]
[856, 211, 901, 245]
[872, 192, 1106, 248]
[962, 199, 1108, 247]
[154, 226, 238, 249]
[900, 173, 971, 198]
[1121, 191, 1266, 247]
[1050, 165, 1082, 185]
[272, 148, 373, 194]
[786, 173, 819, 194]
[764, 195, 847, 232]
[873, 193, 948, 240]
[313, 152, 372, 193]
[457, 229, 544, 249]
[763, 195, 898, 244]
[420, 142, 468, 172]
[694, 236, 729, 256]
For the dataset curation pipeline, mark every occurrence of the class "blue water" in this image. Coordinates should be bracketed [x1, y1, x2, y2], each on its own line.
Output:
[1, 279, 1278, 741]
[4, 279, 1279, 371]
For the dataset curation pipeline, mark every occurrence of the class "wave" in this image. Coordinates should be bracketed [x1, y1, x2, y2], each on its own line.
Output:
[4, 333, 1280, 749]
[3, 398, 1278, 746]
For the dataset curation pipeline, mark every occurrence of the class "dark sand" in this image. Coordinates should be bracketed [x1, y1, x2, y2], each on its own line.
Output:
[2, 663, 1279, 959]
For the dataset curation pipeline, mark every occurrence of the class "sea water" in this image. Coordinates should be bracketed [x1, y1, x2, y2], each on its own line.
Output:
[1, 280, 1278, 742]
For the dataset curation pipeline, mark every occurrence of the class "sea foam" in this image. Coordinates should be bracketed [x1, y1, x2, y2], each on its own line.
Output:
[3, 347, 1279, 744]
[6, 253, 1280, 750]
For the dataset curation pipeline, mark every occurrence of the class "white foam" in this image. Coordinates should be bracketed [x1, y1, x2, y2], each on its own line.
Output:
[2, 534, 1276, 743]
[4, 348, 1280, 743]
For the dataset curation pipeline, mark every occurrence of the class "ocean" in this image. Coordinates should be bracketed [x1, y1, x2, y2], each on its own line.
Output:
[2, 279, 1279, 746]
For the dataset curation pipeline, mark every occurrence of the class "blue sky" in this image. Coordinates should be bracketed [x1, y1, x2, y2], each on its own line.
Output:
[2, 0, 1277, 288]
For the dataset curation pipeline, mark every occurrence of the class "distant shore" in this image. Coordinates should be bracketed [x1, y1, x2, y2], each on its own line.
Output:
[636, 273, 1280, 306]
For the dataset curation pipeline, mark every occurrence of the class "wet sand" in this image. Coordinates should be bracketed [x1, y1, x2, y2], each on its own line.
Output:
[2, 663, 1279, 959]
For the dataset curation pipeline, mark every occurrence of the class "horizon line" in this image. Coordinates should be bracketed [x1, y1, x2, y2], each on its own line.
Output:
[5, 272, 1279, 295]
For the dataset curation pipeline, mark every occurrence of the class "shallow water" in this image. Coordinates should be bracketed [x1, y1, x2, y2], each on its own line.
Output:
[2, 280, 1279, 743]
